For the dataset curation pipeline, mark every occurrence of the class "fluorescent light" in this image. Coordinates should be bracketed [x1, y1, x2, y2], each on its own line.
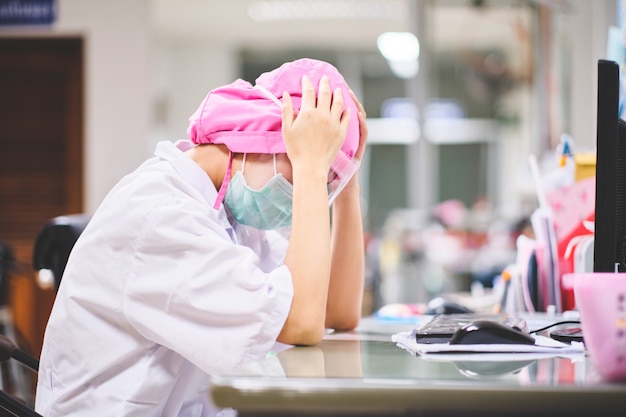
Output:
[247, 0, 405, 21]
[377, 31, 419, 61]
[377, 31, 419, 79]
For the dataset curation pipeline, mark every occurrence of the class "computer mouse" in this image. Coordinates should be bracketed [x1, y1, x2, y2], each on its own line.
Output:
[449, 320, 535, 345]
[425, 297, 474, 315]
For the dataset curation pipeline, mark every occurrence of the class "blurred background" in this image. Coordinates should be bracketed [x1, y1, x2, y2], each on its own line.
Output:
[0, 0, 619, 356]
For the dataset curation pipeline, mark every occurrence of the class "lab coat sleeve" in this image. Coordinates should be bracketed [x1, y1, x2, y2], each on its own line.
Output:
[121, 199, 293, 376]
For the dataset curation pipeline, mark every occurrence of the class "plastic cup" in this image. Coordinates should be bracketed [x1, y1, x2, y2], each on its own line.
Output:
[567, 272, 626, 382]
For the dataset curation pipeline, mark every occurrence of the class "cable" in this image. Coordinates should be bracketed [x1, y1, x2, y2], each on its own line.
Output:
[529, 320, 581, 334]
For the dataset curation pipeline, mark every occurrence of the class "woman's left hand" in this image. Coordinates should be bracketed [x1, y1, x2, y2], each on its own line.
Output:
[336, 90, 367, 197]
[350, 89, 368, 162]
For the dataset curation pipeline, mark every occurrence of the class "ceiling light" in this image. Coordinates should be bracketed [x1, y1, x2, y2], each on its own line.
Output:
[377, 31, 420, 79]
[247, 0, 404, 21]
[377, 31, 419, 62]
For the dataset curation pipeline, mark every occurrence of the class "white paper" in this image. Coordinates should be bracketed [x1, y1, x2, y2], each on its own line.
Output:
[392, 330, 585, 359]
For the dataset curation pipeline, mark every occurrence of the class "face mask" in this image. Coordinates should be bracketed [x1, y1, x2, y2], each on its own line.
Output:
[224, 154, 293, 230]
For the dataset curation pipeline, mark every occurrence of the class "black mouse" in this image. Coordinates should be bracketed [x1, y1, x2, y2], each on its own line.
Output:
[425, 297, 474, 315]
[449, 320, 535, 345]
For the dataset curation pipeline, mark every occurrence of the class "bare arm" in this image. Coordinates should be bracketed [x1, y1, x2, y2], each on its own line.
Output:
[278, 75, 350, 346]
[326, 94, 367, 331]
[326, 182, 364, 330]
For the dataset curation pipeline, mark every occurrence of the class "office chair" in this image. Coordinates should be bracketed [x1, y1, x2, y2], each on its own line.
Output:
[32, 214, 90, 292]
[0, 335, 41, 417]
[0, 214, 90, 416]
[0, 246, 39, 416]
[0, 243, 14, 308]
[1, 243, 38, 416]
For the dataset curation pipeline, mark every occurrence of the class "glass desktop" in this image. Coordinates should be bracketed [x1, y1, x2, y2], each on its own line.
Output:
[209, 315, 626, 417]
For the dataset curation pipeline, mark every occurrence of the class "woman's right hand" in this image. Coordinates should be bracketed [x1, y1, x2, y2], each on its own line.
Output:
[281, 75, 350, 179]
[279, 75, 351, 346]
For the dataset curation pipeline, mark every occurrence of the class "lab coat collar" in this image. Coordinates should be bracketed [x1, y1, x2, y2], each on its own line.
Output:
[154, 140, 232, 231]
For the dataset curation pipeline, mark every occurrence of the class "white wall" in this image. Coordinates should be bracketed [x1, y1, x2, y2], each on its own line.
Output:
[150, 42, 237, 151]
[2, 0, 238, 213]
[57, 0, 242, 213]
[51, 0, 152, 212]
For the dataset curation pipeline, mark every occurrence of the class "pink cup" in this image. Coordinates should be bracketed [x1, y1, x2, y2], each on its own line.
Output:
[567, 272, 626, 382]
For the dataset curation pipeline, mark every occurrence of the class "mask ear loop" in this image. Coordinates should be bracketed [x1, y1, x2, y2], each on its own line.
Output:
[254, 84, 283, 107]
[213, 151, 233, 210]
[253, 85, 285, 180]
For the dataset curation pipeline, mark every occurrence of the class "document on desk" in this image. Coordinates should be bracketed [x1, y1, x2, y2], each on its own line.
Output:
[392, 330, 585, 361]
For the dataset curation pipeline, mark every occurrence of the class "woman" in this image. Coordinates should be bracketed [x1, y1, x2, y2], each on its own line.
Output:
[35, 58, 367, 416]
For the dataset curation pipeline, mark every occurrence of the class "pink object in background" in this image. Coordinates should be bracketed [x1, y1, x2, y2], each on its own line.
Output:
[544, 177, 595, 311]
[568, 272, 626, 382]
[544, 176, 595, 247]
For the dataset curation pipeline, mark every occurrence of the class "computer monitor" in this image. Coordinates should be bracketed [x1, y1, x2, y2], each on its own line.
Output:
[594, 59, 626, 272]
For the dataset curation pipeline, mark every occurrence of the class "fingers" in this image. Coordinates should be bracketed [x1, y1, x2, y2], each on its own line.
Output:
[300, 75, 316, 110]
[282, 75, 347, 172]
[349, 89, 368, 160]
[316, 75, 332, 110]
[350, 90, 367, 134]
[330, 87, 344, 120]
[354, 109, 368, 160]
[301, 75, 345, 117]
[349, 89, 366, 118]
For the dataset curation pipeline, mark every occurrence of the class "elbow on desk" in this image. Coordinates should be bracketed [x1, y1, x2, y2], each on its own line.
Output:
[277, 320, 326, 346]
[325, 299, 362, 332]
[326, 313, 360, 332]
[280, 313, 360, 346]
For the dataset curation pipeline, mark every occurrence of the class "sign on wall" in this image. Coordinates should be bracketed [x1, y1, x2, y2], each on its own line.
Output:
[0, 0, 56, 25]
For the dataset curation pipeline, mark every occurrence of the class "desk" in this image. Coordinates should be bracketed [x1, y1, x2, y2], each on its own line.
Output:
[209, 316, 626, 416]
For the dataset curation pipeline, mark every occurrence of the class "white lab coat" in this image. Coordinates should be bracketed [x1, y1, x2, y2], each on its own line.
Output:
[35, 141, 294, 417]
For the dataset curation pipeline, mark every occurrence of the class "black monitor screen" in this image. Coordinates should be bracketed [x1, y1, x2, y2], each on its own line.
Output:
[594, 59, 626, 272]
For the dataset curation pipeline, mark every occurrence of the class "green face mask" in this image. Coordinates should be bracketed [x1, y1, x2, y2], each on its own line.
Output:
[224, 154, 293, 230]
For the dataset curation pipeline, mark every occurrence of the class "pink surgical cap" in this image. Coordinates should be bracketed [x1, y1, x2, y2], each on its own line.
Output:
[187, 58, 359, 161]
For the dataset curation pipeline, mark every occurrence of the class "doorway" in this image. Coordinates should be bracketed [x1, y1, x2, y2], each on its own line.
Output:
[0, 36, 84, 357]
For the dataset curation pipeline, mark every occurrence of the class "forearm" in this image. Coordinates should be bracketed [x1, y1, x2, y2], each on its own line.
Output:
[279, 168, 332, 345]
[326, 184, 364, 330]
[277, 73, 353, 345]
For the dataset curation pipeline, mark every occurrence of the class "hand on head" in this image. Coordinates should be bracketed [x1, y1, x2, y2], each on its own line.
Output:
[348, 89, 368, 162]
[328, 89, 368, 198]
[281, 75, 351, 181]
